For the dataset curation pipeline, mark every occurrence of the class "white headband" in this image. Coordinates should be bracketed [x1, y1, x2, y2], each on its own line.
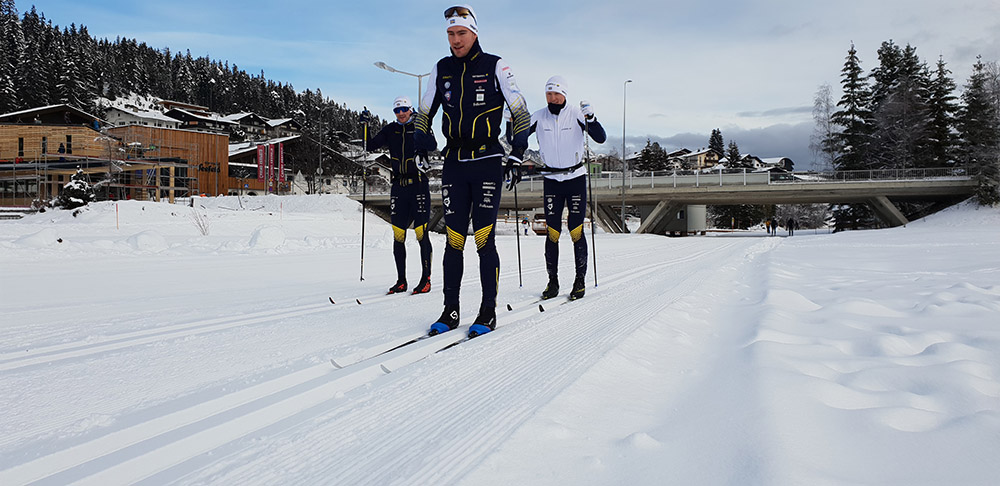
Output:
[445, 5, 478, 35]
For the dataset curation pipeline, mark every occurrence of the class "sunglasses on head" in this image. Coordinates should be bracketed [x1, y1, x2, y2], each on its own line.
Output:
[444, 6, 474, 20]
[393, 106, 411, 114]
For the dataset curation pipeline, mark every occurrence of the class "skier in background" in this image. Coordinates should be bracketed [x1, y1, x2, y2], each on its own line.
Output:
[528, 76, 606, 300]
[363, 96, 433, 295]
[414, 4, 531, 337]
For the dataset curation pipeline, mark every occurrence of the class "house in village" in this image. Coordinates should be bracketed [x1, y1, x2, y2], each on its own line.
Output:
[104, 107, 182, 130]
[223, 113, 269, 141]
[265, 118, 302, 138]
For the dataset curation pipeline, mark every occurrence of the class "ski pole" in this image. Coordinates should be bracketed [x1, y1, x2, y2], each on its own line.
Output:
[513, 177, 523, 288]
[584, 114, 598, 288]
[360, 107, 369, 282]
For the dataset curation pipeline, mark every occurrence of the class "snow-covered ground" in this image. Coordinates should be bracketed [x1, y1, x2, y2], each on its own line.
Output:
[1, 195, 998, 485]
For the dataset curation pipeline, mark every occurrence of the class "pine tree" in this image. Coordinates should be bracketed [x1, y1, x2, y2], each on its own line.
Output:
[54, 32, 85, 108]
[0, 0, 23, 113]
[871, 44, 932, 169]
[16, 8, 49, 108]
[831, 43, 873, 171]
[708, 128, 724, 157]
[708, 204, 765, 230]
[726, 140, 742, 167]
[957, 56, 1000, 206]
[869, 40, 903, 111]
[54, 168, 96, 209]
[636, 139, 667, 171]
[831, 42, 876, 229]
[926, 57, 959, 167]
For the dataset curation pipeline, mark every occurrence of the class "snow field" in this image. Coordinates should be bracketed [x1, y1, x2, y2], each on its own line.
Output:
[0, 196, 998, 485]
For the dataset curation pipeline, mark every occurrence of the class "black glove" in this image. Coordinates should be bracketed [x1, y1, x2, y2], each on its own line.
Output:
[504, 156, 522, 190]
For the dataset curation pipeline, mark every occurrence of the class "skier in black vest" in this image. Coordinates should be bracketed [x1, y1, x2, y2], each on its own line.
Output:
[414, 4, 531, 338]
[364, 96, 433, 295]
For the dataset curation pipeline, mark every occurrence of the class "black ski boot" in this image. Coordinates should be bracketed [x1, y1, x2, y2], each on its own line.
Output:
[411, 276, 431, 295]
[569, 276, 586, 300]
[468, 308, 496, 338]
[387, 279, 407, 294]
[429, 305, 460, 336]
[541, 277, 559, 300]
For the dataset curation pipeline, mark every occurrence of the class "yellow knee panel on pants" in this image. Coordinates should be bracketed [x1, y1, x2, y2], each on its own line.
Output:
[392, 225, 406, 243]
[570, 224, 584, 243]
[474, 224, 494, 250]
[414, 223, 427, 241]
[447, 226, 466, 250]
[547, 226, 561, 243]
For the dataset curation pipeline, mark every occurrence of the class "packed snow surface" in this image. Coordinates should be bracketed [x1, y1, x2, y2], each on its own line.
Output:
[1, 195, 998, 485]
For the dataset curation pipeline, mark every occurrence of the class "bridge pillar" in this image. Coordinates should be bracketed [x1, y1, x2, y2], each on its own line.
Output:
[868, 196, 909, 227]
[637, 201, 685, 235]
[593, 203, 626, 233]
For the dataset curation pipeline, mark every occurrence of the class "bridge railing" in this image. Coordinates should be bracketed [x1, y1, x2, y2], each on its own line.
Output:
[346, 167, 976, 195]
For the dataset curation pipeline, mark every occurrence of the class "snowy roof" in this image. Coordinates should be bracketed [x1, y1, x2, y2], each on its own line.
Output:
[759, 157, 792, 166]
[105, 107, 179, 124]
[266, 118, 300, 129]
[223, 113, 267, 124]
[165, 108, 237, 125]
[0, 104, 105, 123]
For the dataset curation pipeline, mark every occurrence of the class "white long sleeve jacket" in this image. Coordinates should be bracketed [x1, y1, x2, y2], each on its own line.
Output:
[530, 104, 594, 182]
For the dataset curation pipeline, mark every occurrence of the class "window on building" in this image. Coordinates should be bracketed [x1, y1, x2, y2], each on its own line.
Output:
[18, 137, 24, 157]
[41, 137, 47, 154]
[65, 135, 73, 154]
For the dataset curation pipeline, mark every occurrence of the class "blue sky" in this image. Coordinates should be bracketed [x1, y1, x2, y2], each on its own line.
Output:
[14, 0, 1000, 169]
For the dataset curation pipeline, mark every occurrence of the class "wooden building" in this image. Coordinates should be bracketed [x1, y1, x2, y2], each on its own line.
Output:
[0, 105, 113, 206]
[106, 125, 229, 197]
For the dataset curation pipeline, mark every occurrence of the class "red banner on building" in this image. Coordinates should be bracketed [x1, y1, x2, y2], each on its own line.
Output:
[278, 143, 285, 182]
[269, 143, 276, 184]
[257, 145, 265, 181]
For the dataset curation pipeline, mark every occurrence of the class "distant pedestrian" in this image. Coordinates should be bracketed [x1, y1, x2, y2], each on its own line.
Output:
[787, 217, 795, 236]
[765, 218, 771, 236]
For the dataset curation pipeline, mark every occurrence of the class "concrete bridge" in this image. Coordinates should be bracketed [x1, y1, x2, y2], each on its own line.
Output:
[351, 168, 978, 234]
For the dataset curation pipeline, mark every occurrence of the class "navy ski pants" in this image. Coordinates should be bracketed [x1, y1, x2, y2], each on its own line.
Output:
[543, 175, 588, 281]
[440, 159, 503, 312]
[390, 179, 432, 283]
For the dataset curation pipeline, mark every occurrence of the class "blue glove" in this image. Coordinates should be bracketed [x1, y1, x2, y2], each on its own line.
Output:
[359, 107, 371, 125]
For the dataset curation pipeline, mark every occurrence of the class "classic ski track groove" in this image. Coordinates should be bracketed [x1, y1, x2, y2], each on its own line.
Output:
[0, 303, 330, 371]
[0, 237, 757, 485]
[210, 239, 755, 485]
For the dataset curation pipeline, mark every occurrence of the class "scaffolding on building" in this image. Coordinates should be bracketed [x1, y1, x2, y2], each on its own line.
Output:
[0, 127, 200, 207]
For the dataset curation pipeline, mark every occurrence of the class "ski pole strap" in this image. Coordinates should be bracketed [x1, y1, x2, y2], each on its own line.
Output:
[537, 162, 585, 174]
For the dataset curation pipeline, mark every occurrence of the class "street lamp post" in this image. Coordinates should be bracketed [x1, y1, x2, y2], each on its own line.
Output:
[316, 105, 337, 194]
[621, 79, 632, 232]
[374, 61, 430, 106]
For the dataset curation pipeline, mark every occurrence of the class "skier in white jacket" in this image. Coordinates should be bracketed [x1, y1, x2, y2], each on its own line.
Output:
[528, 75, 606, 300]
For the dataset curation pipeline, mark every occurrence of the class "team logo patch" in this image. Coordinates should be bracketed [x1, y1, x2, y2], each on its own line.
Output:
[445, 91, 452, 101]
[445, 81, 451, 89]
